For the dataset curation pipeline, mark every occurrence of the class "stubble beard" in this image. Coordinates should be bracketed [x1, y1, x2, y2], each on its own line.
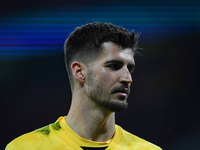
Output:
[87, 71, 128, 112]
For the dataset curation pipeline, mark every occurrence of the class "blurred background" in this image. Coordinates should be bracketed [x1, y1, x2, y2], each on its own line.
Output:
[0, 0, 200, 149]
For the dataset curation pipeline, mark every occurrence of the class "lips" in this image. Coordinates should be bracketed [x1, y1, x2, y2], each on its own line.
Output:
[112, 88, 130, 96]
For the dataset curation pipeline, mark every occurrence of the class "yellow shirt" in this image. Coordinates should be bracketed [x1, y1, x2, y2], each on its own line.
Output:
[6, 116, 162, 150]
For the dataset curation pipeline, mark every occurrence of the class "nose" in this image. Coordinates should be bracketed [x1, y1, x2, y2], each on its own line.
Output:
[119, 67, 133, 84]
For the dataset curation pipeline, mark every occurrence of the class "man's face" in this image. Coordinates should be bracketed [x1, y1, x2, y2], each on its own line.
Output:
[85, 42, 135, 112]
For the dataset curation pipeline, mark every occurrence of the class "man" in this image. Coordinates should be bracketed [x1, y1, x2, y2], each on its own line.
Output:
[6, 22, 162, 150]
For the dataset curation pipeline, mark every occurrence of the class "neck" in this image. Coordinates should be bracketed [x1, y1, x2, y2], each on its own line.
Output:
[65, 90, 115, 142]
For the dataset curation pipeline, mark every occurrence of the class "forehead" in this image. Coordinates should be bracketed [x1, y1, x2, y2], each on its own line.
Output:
[95, 42, 134, 64]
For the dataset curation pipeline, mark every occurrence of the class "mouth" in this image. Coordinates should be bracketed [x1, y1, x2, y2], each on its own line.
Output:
[112, 88, 130, 100]
[112, 88, 129, 94]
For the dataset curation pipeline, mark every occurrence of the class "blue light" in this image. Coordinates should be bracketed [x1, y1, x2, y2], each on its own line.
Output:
[0, 1, 199, 59]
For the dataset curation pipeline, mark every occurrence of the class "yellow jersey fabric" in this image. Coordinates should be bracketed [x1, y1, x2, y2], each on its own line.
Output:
[6, 116, 162, 150]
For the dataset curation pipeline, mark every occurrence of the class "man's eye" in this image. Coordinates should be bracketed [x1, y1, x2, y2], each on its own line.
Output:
[128, 66, 134, 73]
[108, 64, 122, 70]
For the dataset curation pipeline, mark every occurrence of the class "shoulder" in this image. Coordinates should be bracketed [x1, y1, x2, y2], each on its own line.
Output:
[6, 118, 63, 150]
[115, 125, 162, 150]
[5, 125, 50, 150]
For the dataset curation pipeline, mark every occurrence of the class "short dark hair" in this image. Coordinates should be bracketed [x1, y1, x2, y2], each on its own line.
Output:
[64, 22, 139, 90]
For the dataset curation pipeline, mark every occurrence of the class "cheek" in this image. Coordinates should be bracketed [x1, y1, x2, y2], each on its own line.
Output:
[96, 72, 117, 89]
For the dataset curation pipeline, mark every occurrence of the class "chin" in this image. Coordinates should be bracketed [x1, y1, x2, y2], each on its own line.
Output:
[103, 99, 128, 112]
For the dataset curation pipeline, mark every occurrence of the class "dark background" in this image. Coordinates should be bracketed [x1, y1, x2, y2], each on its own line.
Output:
[0, 0, 200, 149]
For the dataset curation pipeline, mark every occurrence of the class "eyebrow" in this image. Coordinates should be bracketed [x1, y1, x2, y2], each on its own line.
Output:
[105, 60, 135, 68]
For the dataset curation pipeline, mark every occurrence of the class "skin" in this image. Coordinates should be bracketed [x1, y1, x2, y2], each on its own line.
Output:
[66, 42, 135, 142]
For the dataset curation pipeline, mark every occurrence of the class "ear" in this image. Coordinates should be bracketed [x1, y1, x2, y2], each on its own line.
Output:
[71, 61, 85, 83]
